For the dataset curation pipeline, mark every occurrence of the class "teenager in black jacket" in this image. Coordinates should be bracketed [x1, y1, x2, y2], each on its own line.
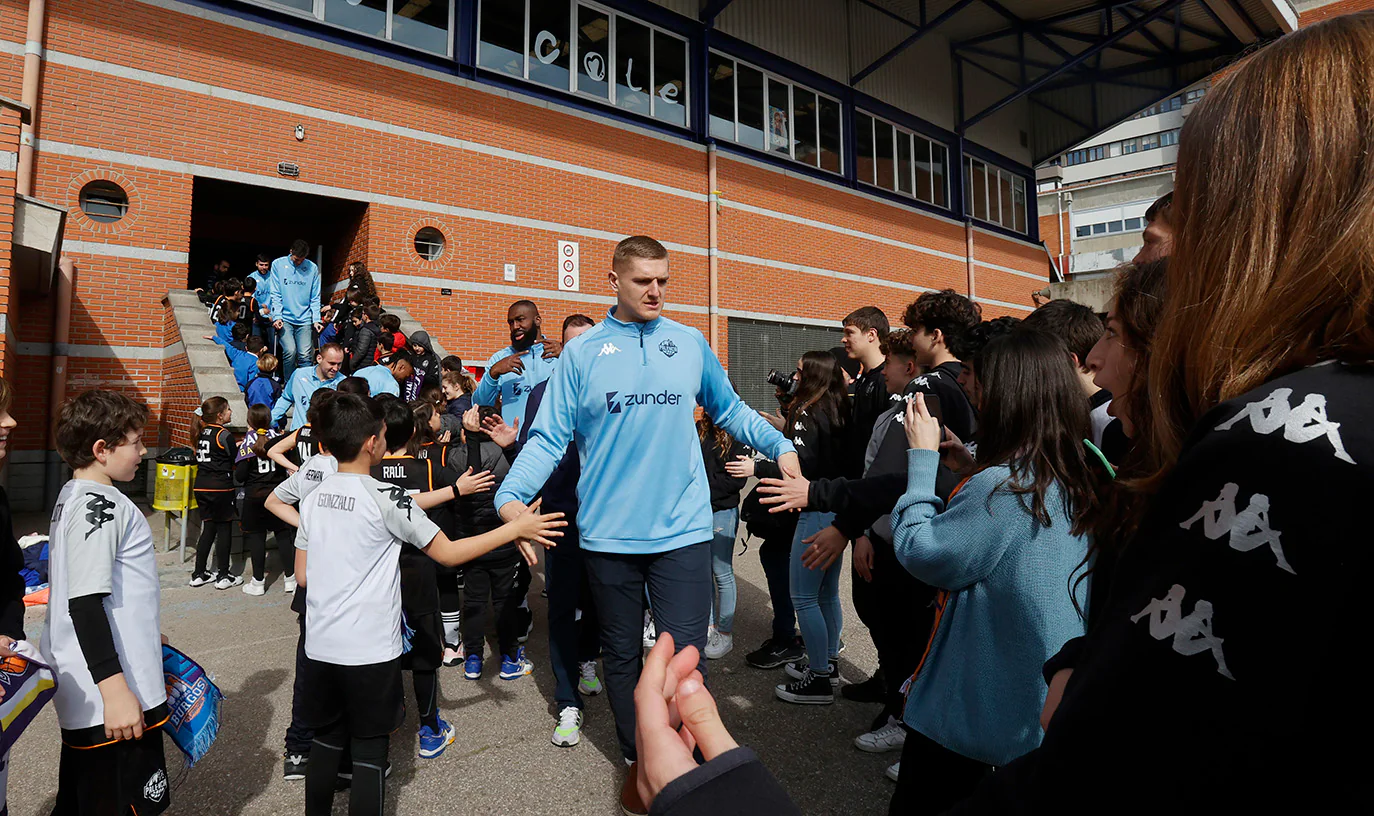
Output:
[728, 351, 849, 705]
[0, 378, 28, 662]
[347, 304, 381, 373]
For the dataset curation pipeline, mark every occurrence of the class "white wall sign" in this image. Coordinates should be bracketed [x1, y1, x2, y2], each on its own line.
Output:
[557, 241, 580, 292]
[503, 263, 517, 282]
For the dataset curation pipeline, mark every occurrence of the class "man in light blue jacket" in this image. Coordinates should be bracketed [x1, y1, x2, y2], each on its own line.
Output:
[472, 300, 559, 426]
[496, 236, 798, 813]
[272, 343, 345, 430]
[269, 239, 322, 383]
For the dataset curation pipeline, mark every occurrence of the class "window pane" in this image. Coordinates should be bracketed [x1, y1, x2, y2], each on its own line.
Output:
[896, 132, 913, 195]
[818, 96, 841, 173]
[971, 160, 989, 221]
[575, 5, 610, 100]
[1107, 220, 1124, 233]
[1013, 177, 1027, 234]
[767, 79, 790, 157]
[855, 113, 875, 185]
[615, 17, 652, 117]
[1092, 222, 1107, 235]
[393, 0, 451, 54]
[271, 0, 314, 11]
[998, 170, 1014, 229]
[528, 0, 571, 91]
[324, 0, 387, 39]
[913, 137, 932, 203]
[479, 0, 524, 77]
[735, 64, 764, 150]
[708, 53, 735, 141]
[874, 122, 895, 191]
[792, 87, 818, 167]
[1125, 217, 1143, 230]
[931, 143, 947, 207]
[1076, 225, 1091, 237]
[653, 31, 687, 127]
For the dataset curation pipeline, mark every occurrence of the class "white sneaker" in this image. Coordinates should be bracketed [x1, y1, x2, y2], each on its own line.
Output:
[704, 629, 733, 660]
[551, 706, 583, 747]
[215, 574, 244, 590]
[243, 578, 266, 596]
[284, 576, 297, 593]
[642, 612, 657, 649]
[855, 716, 907, 753]
[885, 761, 901, 782]
[578, 661, 604, 696]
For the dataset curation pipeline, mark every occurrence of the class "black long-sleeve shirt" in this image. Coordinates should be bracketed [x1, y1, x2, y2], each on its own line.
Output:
[0, 486, 27, 640]
[945, 361, 1370, 814]
[847, 361, 889, 476]
[756, 408, 847, 483]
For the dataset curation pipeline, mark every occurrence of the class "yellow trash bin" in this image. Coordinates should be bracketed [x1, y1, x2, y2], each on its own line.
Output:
[153, 462, 198, 512]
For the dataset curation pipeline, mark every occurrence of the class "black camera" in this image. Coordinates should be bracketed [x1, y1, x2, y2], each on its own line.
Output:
[766, 368, 798, 397]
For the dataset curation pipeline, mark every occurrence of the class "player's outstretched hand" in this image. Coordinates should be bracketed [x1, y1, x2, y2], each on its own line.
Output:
[511, 498, 565, 549]
[456, 467, 495, 496]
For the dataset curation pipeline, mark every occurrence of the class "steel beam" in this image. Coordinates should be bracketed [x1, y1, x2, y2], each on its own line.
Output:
[961, 0, 1188, 130]
[852, 0, 978, 85]
[855, 0, 920, 30]
[1117, 5, 1174, 53]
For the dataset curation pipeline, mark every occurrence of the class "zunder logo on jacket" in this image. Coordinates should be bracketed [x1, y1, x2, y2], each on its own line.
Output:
[605, 390, 683, 414]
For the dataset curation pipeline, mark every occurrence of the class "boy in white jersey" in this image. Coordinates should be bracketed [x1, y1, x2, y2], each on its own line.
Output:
[292, 394, 564, 815]
[41, 390, 169, 815]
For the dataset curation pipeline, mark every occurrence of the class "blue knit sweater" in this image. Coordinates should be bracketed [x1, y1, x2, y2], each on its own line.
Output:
[892, 448, 1088, 766]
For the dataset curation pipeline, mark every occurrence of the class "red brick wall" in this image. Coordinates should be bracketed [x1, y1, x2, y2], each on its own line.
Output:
[0, 105, 19, 379]
[1299, 0, 1374, 25]
[0, 0, 1048, 462]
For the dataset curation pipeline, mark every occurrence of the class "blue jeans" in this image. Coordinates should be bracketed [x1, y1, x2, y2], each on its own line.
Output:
[708, 508, 739, 632]
[790, 510, 842, 673]
[278, 322, 315, 383]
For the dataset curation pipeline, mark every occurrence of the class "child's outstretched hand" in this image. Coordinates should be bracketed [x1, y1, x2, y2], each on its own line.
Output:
[511, 498, 565, 549]
[455, 467, 495, 496]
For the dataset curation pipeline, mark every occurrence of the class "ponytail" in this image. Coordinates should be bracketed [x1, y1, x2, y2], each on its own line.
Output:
[190, 396, 230, 446]
[247, 404, 274, 458]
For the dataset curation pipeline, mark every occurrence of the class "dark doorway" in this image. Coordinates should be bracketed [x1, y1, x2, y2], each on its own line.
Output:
[187, 178, 368, 291]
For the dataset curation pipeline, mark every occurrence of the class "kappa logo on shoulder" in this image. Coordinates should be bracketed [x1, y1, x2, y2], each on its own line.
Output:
[597, 343, 621, 357]
[84, 493, 117, 539]
[378, 485, 414, 520]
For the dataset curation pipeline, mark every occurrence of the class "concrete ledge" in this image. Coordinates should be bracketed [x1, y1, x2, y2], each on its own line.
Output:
[163, 290, 248, 431]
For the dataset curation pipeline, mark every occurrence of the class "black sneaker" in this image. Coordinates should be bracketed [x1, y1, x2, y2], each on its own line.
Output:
[283, 753, 307, 781]
[784, 659, 842, 688]
[841, 670, 887, 703]
[775, 669, 834, 705]
[745, 637, 804, 669]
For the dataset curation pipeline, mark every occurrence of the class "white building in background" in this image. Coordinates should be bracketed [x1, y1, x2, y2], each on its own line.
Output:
[1037, 81, 1208, 280]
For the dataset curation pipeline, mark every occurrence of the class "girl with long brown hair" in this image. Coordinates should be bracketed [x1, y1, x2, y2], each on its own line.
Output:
[234, 403, 296, 595]
[946, 13, 1374, 813]
[696, 409, 749, 660]
[729, 350, 851, 704]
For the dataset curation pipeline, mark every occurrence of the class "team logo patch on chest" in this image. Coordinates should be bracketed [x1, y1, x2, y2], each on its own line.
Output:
[658, 339, 678, 358]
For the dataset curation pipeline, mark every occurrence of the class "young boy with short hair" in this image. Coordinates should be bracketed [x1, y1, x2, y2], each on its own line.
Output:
[41, 390, 170, 815]
[293, 394, 562, 814]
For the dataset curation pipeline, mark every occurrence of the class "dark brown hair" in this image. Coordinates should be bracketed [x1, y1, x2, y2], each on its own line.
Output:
[973, 329, 1108, 529]
[902, 289, 981, 349]
[696, 411, 733, 459]
[56, 390, 149, 470]
[842, 306, 890, 341]
[789, 350, 849, 429]
[189, 396, 230, 446]
[248, 405, 274, 458]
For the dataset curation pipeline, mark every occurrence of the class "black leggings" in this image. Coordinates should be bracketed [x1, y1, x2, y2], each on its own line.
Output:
[413, 670, 439, 731]
[437, 567, 462, 647]
[193, 520, 233, 579]
[245, 529, 298, 582]
[305, 721, 388, 816]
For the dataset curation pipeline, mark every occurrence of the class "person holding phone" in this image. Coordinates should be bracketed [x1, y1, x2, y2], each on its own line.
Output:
[728, 351, 850, 704]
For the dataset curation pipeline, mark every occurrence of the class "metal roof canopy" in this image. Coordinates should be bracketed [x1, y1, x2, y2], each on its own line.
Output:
[852, 0, 1297, 163]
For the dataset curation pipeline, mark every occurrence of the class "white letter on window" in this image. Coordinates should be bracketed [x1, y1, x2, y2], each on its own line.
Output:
[658, 81, 680, 105]
[535, 30, 561, 64]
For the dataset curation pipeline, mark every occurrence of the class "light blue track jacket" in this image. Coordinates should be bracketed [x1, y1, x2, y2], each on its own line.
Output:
[356, 364, 400, 397]
[272, 365, 344, 430]
[472, 342, 557, 426]
[247, 270, 273, 317]
[268, 255, 321, 326]
[496, 308, 795, 554]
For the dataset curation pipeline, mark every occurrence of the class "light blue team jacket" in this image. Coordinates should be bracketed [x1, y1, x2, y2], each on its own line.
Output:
[271, 365, 344, 429]
[356, 364, 400, 398]
[496, 308, 794, 554]
[472, 342, 558, 426]
[268, 255, 321, 327]
[891, 448, 1088, 767]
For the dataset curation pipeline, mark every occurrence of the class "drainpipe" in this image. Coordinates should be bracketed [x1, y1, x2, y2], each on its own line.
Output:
[16, 0, 45, 195]
[965, 220, 976, 300]
[1055, 188, 1066, 279]
[707, 144, 720, 354]
[45, 258, 75, 506]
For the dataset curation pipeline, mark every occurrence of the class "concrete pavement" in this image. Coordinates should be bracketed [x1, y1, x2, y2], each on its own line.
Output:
[6, 511, 897, 815]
